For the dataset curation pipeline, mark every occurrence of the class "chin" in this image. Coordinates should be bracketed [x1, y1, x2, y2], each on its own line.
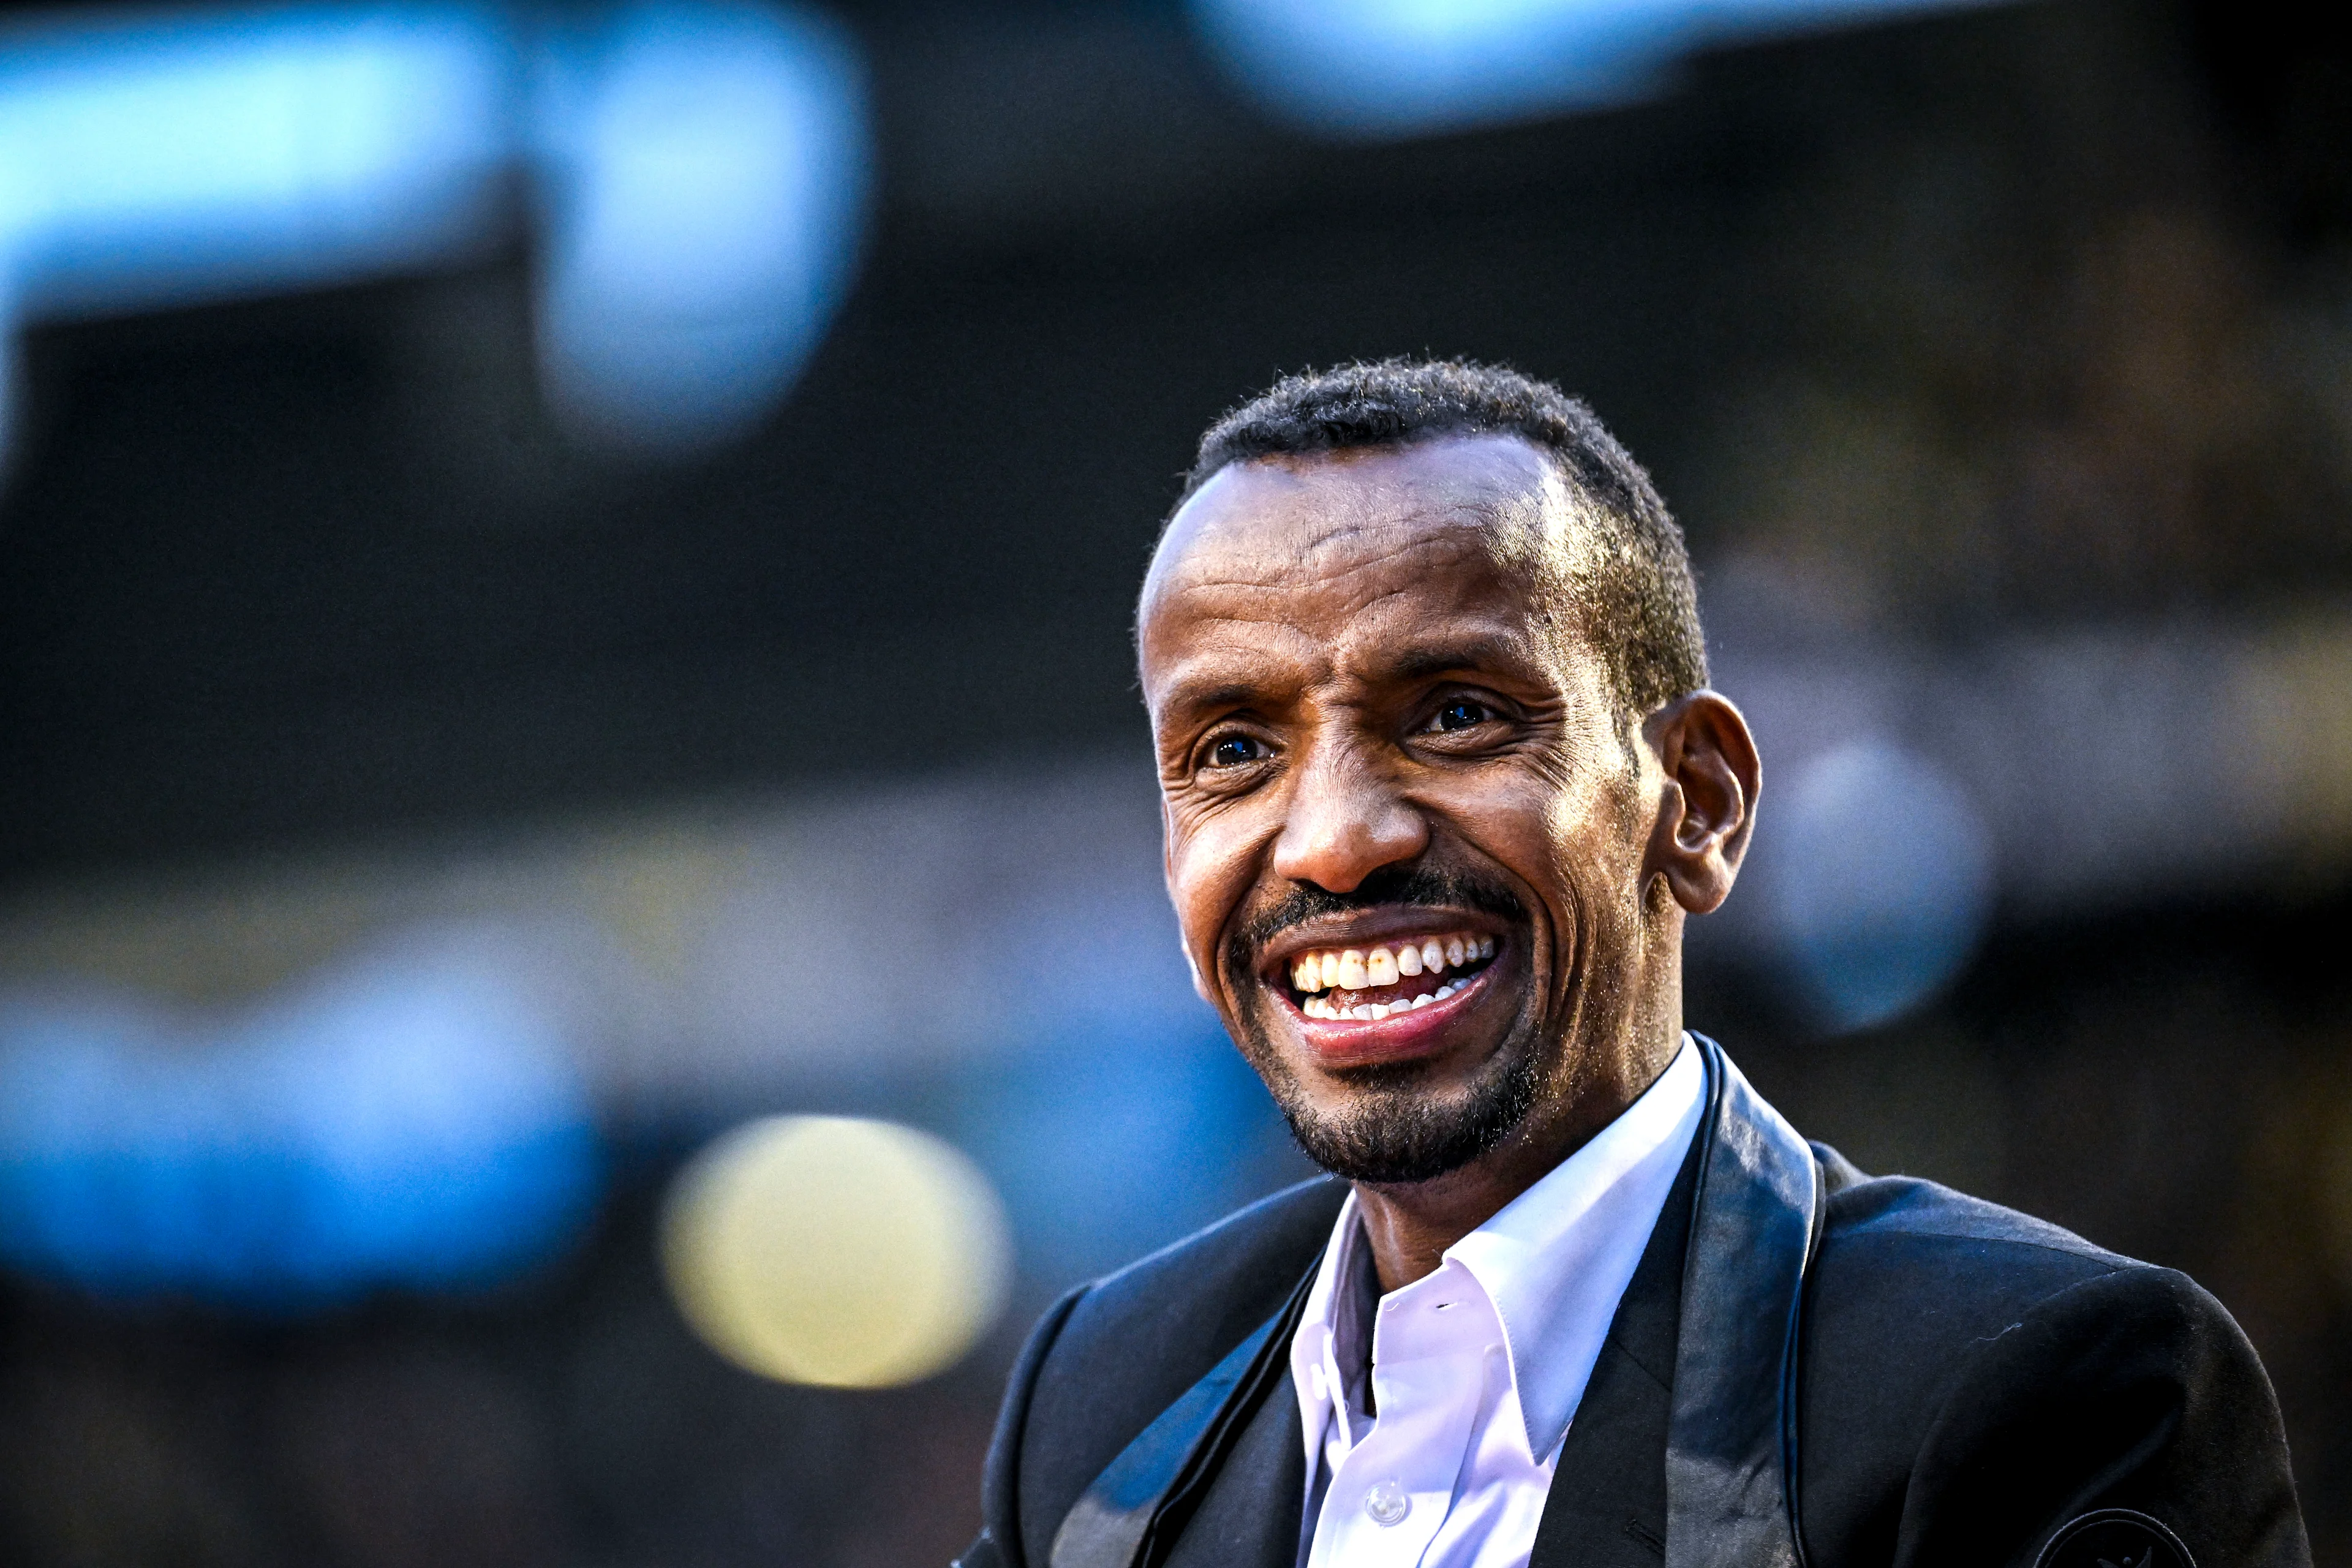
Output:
[1251, 1008, 1550, 1186]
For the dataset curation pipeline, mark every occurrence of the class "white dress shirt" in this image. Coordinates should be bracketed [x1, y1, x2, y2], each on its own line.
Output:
[1287, 1036, 1705, 1568]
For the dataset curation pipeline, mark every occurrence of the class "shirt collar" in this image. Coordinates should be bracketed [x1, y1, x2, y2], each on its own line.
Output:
[1289, 1035, 1706, 1466]
[1448, 1036, 1705, 1460]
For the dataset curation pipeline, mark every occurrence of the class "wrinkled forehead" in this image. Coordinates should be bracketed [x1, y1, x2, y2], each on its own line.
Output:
[1138, 434, 1580, 683]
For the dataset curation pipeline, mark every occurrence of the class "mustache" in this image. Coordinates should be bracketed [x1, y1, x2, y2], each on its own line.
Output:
[1224, 864, 1528, 979]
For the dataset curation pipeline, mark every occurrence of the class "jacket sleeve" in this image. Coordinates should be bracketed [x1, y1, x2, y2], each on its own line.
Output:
[1886, 1264, 2308, 1568]
[956, 1284, 1089, 1568]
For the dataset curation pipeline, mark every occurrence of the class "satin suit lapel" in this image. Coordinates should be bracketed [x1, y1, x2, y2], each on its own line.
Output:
[1540, 1038, 1821, 1566]
[1527, 1109, 1695, 1566]
[1159, 1368, 1306, 1568]
[1050, 1272, 1313, 1568]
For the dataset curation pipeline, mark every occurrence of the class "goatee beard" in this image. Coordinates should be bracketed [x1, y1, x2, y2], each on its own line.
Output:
[1240, 1006, 1547, 1183]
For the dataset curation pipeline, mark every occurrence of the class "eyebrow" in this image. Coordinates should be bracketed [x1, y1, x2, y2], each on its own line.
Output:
[1381, 636, 1533, 682]
[1154, 634, 1541, 722]
[1148, 668, 1291, 733]
[1162, 680, 1264, 715]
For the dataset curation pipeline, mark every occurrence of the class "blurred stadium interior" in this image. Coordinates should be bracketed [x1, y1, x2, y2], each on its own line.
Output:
[1, 0, 2351, 1561]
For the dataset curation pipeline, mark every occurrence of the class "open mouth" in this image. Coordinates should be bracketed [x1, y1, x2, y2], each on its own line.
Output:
[1283, 932, 1499, 1022]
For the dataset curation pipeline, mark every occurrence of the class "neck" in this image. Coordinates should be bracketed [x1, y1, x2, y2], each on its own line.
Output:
[1350, 1003, 1684, 1294]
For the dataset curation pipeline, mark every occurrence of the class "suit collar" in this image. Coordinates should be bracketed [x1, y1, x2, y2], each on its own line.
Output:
[1659, 1036, 1822, 1568]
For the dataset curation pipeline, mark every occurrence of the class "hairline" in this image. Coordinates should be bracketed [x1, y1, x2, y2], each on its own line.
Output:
[1140, 433, 1664, 729]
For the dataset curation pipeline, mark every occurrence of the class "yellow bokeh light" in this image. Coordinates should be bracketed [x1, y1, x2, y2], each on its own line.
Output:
[660, 1115, 1013, 1389]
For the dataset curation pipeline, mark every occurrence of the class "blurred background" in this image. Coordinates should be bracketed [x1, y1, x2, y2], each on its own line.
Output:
[0, 0, 2346, 1559]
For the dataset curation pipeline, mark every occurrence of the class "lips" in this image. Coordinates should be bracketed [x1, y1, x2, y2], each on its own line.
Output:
[1240, 910, 1510, 1072]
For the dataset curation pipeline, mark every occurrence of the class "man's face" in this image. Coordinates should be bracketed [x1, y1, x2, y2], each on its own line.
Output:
[1139, 434, 1669, 1185]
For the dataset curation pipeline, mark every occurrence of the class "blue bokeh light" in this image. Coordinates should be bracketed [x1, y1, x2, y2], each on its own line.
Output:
[1191, 0, 2008, 138]
[1763, 740, 1996, 1031]
[950, 1020, 1296, 1290]
[0, 0, 869, 456]
[938, 874, 1305, 1289]
[0, 6, 512, 317]
[532, 1, 869, 447]
[0, 952, 604, 1308]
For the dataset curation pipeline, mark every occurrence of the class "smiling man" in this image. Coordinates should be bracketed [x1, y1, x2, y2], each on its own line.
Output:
[956, 361, 2307, 1568]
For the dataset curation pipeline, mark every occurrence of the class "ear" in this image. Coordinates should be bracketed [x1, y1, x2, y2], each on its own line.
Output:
[1643, 691, 1760, 916]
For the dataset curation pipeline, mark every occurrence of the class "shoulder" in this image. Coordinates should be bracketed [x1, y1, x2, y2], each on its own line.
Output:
[1800, 1156, 2305, 1567]
[1800, 1161, 2135, 1485]
[1811, 1157, 2136, 1329]
[998, 1175, 1346, 1568]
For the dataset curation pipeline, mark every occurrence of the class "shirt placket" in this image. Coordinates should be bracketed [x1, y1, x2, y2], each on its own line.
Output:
[1306, 1281, 1493, 1568]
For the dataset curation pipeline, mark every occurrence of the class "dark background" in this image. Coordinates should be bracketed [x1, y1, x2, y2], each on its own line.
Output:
[3, 0, 2351, 1561]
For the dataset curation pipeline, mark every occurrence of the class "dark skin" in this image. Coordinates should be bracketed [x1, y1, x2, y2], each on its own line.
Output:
[1139, 434, 1760, 1292]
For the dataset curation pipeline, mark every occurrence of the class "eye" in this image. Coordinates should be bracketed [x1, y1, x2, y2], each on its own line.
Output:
[1429, 698, 1495, 733]
[1207, 733, 1268, 769]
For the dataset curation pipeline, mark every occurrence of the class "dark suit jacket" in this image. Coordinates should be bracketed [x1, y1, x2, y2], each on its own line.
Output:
[963, 1131, 2308, 1568]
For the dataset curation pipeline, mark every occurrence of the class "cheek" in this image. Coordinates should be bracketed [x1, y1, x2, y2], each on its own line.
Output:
[1539, 761, 1641, 857]
[1449, 775, 1634, 947]
[1447, 777, 1576, 886]
[1542, 791, 1650, 934]
[1164, 815, 1261, 959]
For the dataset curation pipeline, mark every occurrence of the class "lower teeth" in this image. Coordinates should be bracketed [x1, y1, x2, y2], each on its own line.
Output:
[1304, 979, 1464, 1021]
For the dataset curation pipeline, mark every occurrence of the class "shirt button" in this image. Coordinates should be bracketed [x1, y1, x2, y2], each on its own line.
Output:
[1363, 1479, 1409, 1526]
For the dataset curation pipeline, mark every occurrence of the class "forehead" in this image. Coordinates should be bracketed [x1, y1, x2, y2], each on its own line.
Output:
[1139, 434, 1578, 706]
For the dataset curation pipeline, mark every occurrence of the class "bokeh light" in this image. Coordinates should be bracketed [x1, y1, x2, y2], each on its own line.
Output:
[0, 0, 868, 466]
[1190, 0, 2007, 138]
[0, 946, 604, 1307]
[660, 1115, 1011, 1389]
[1760, 740, 1996, 1031]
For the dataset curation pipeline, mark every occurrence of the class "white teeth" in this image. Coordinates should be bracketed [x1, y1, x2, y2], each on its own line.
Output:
[1291, 932, 1493, 1005]
[1302, 978, 1472, 1021]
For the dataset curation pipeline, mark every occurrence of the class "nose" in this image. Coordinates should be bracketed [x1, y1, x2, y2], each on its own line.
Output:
[1271, 738, 1429, 894]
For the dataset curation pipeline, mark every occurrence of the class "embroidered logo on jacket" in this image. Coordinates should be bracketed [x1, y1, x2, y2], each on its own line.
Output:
[2034, 1509, 2195, 1568]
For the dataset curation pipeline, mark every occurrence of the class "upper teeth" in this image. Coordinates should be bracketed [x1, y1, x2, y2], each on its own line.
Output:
[1289, 933, 1493, 995]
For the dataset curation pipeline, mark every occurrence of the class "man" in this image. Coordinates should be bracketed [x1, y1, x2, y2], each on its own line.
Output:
[956, 360, 2307, 1568]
